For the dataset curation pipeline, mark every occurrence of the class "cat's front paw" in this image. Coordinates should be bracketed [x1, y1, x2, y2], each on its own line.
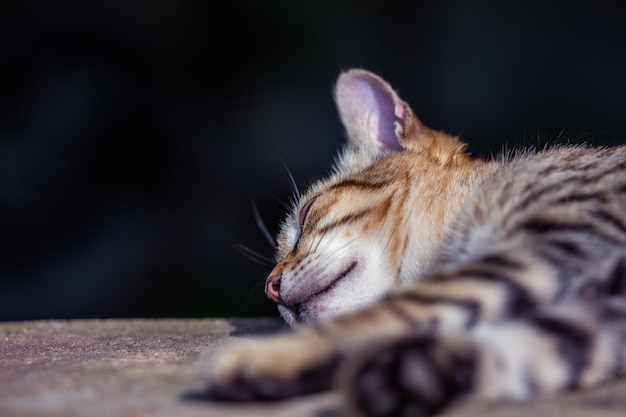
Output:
[342, 335, 475, 417]
[205, 331, 340, 402]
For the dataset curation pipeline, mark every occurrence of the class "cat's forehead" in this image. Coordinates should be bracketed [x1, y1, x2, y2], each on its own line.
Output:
[300, 148, 383, 202]
[299, 148, 425, 204]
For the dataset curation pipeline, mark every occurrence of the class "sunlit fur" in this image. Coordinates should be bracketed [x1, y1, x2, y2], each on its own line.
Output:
[207, 69, 626, 417]
[273, 145, 494, 324]
[270, 70, 495, 325]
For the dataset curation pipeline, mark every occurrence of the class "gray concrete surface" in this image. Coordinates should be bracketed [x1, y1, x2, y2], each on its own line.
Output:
[0, 318, 625, 417]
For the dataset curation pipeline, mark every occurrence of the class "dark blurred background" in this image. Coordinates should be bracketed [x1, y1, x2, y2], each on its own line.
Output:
[1, 0, 625, 321]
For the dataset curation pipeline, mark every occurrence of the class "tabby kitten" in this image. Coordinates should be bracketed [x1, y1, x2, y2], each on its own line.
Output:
[207, 69, 626, 417]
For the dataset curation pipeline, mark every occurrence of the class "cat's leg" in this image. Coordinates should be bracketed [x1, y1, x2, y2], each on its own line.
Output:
[342, 298, 626, 417]
[204, 306, 417, 401]
[205, 245, 616, 402]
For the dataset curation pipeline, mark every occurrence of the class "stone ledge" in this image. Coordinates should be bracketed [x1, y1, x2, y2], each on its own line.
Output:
[0, 319, 624, 417]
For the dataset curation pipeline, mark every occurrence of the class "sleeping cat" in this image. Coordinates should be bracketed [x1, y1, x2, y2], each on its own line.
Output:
[207, 69, 626, 417]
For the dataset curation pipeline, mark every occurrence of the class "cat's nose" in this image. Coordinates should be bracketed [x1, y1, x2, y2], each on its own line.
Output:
[265, 275, 282, 304]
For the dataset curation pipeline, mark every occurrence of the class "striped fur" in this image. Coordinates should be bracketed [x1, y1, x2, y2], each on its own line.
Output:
[205, 69, 626, 416]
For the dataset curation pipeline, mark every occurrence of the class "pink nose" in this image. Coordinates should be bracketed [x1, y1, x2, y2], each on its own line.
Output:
[265, 275, 282, 304]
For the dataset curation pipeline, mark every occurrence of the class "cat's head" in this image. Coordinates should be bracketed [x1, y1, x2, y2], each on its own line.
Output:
[266, 69, 477, 325]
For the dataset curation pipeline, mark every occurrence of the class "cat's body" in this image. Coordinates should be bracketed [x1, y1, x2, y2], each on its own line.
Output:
[207, 69, 626, 417]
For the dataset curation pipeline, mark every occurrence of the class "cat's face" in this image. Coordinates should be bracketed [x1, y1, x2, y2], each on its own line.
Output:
[270, 153, 411, 324]
[264, 69, 475, 325]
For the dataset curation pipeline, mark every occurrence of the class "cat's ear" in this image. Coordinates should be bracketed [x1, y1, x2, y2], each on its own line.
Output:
[334, 69, 404, 154]
[334, 69, 469, 165]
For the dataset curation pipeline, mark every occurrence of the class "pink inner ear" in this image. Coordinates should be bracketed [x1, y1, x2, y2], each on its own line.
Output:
[336, 71, 403, 153]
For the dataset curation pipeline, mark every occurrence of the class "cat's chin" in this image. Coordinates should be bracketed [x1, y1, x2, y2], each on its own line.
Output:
[277, 295, 371, 326]
[277, 304, 300, 325]
[277, 301, 339, 325]
[278, 303, 318, 325]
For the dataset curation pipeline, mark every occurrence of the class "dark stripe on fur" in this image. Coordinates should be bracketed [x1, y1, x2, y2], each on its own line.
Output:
[522, 218, 622, 246]
[521, 219, 596, 235]
[436, 266, 537, 317]
[516, 176, 589, 213]
[329, 179, 387, 191]
[394, 292, 481, 328]
[555, 191, 609, 205]
[515, 158, 625, 214]
[545, 238, 587, 258]
[205, 352, 341, 402]
[480, 254, 524, 271]
[591, 209, 626, 237]
[605, 256, 626, 296]
[530, 315, 591, 389]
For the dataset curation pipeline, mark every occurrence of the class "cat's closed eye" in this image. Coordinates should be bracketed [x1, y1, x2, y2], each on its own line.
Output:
[298, 196, 318, 231]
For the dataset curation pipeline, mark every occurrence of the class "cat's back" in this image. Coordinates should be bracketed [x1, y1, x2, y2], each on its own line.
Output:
[502, 144, 626, 180]
[442, 145, 626, 265]
[491, 144, 626, 208]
